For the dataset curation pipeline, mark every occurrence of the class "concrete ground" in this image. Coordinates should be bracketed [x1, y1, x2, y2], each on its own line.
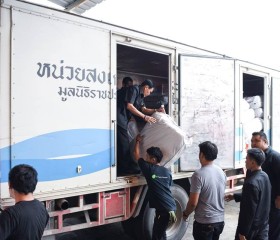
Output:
[67, 199, 240, 239]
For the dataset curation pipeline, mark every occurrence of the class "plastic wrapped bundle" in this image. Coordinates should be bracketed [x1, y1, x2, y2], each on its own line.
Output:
[137, 112, 187, 168]
[254, 107, 264, 118]
[244, 96, 254, 103]
[249, 95, 263, 109]
[241, 108, 255, 123]
[243, 117, 263, 141]
[241, 98, 250, 110]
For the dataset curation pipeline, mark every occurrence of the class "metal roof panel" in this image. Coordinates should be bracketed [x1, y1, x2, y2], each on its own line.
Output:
[47, 0, 104, 14]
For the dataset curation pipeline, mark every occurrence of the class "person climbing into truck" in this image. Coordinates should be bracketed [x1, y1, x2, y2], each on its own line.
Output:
[117, 78, 162, 175]
[133, 134, 177, 240]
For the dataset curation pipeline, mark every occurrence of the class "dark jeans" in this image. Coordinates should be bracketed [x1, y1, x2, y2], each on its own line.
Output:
[193, 220, 224, 240]
[152, 211, 169, 240]
[235, 224, 269, 240]
[269, 207, 280, 240]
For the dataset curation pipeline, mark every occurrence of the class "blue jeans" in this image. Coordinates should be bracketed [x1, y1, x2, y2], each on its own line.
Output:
[193, 221, 224, 240]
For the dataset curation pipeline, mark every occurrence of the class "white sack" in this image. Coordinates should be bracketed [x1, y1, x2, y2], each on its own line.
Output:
[249, 95, 263, 109]
[244, 96, 254, 103]
[241, 98, 250, 110]
[138, 112, 187, 168]
[243, 117, 263, 142]
[240, 108, 255, 123]
[254, 108, 264, 118]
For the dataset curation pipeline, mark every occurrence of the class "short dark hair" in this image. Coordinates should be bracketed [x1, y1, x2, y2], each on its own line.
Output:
[247, 148, 265, 166]
[146, 146, 163, 163]
[252, 131, 268, 143]
[140, 79, 154, 89]
[199, 141, 218, 161]
[9, 164, 38, 194]
[122, 77, 133, 87]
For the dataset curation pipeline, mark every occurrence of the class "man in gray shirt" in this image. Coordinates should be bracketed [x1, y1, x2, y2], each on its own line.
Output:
[183, 141, 227, 240]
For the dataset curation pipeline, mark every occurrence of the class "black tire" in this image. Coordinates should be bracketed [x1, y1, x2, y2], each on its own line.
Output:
[121, 216, 139, 239]
[123, 184, 189, 240]
[55, 218, 80, 240]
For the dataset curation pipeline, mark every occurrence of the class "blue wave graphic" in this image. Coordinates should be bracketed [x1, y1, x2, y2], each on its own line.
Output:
[0, 129, 114, 182]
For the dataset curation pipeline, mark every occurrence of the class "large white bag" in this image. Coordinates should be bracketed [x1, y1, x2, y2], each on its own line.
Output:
[138, 112, 187, 168]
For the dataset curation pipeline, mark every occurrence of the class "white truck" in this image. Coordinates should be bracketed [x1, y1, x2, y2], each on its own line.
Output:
[1, 0, 280, 239]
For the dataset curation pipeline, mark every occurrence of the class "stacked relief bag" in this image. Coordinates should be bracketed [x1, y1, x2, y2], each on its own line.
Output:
[241, 95, 264, 146]
[136, 112, 187, 168]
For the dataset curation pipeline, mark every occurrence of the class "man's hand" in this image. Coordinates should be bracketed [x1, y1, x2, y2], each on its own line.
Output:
[134, 134, 143, 161]
[136, 134, 142, 143]
[182, 210, 189, 222]
[224, 194, 234, 202]
[169, 211, 177, 224]
[239, 233, 246, 240]
[144, 115, 157, 124]
[275, 196, 280, 209]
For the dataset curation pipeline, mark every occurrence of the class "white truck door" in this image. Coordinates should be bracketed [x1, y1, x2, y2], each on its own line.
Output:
[8, 7, 114, 192]
[179, 55, 235, 170]
[271, 77, 280, 152]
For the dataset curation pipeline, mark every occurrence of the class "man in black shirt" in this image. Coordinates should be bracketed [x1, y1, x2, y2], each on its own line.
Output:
[117, 77, 135, 175]
[117, 78, 158, 175]
[134, 134, 177, 240]
[250, 131, 280, 240]
[225, 148, 271, 240]
[0, 164, 49, 240]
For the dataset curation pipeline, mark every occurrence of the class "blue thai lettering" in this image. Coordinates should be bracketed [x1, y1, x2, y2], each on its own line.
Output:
[52, 60, 64, 79]
[84, 88, 90, 97]
[98, 71, 106, 84]
[76, 86, 84, 97]
[37, 63, 51, 77]
[58, 87, 67, 101]
[86, 69, 96, 82]
[65, 66, 74, 80]
[68, 88, 75, 96]
[75, 68, 85, 81]
[90, 90, 96, 98]
[108, 89, 115, 99]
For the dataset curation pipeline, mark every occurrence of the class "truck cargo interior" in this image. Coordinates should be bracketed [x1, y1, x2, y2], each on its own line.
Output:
[117, 44, 169, 110]
[243, 73, 264, 97]
[242, 73, 265, 139]
[116, 44, 169, 176]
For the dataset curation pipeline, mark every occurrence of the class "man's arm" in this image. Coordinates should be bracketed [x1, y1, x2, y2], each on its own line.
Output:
[237, 184, 258, 237]
[0, 209, 14, 239]
[133, 134, 142, 161]
[127, 103, 156, 123]
[183, 192, 199, 220]
[273, 153, 280, 209]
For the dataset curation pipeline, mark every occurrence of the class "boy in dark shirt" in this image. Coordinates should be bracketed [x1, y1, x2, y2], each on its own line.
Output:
[0, 164, 49, 240]
[134, 134, 176, 240]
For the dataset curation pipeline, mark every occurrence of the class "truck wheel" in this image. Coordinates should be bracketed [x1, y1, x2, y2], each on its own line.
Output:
[132, 184, 188, 240]
[121, 216, 139, 239]
[55, 218, 79, 240]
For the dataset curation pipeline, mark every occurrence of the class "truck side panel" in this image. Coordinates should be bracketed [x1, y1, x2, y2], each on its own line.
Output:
[1, 6, 115, 198]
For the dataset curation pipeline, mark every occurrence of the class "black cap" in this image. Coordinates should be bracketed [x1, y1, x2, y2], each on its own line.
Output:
[141, 79, 154, 88]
